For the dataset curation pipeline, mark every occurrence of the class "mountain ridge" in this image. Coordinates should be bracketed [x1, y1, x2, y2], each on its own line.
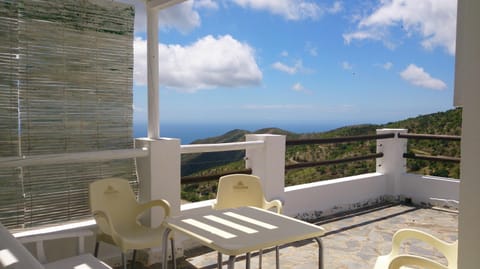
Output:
[182, 108, 461, 186]
[181, 108, 461, 201]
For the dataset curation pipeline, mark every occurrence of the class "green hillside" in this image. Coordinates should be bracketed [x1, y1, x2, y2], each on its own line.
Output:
[181, 108, 462, 201]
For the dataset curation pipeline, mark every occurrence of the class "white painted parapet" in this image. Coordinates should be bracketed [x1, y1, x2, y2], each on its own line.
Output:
[284, 173, 387, 219]
[376, 129, 407, 197]
[245, 134, 286, 203]
[400, 174, 459, 209]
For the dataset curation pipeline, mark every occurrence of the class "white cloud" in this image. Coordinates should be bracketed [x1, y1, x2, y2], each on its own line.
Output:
[400, 64, 447, 90]
[117, 0, 201, 34]
[342, 61, 353, 70]
[132, 104, 144, 112]
[232, 0, 322, 20]
[158, 1, 201, 33]
[328, 1, 343, 14]
[382, 62, 393, 70]
[280, 50, 289, 57]
[134, 35, 262, 92]
[344, 0, 457, 55]
[272, 60, 304, 74]
[194, 0, 219, 10]
[292, 82, 304, 92]
[343, 31, 381, 44]
[305, 42, 318, 56]
[272, 62, 295, 74]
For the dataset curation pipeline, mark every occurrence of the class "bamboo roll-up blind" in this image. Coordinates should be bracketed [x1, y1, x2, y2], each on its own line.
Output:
[0, 0, 24, 228]
[0, 0, 136, 229]
[0, 0, 18, 157]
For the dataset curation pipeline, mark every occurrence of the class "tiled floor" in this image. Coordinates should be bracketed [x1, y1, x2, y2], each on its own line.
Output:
[121, 203, 458, 269]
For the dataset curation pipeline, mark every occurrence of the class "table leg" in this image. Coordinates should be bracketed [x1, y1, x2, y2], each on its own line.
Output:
[246, 252, 251, 269]
[162, 228, 172, 269]
[258, 249, 262, 269]
[218, 252, 222, 269]
[227, 255, 236, 269]
[313, 237, 323, 269]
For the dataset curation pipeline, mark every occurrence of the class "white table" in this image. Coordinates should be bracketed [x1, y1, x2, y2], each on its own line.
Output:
[162, 206, 325, 269]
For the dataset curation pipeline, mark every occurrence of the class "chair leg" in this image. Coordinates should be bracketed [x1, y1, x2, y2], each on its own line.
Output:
[131, 250, 137, 269]
[170, 238, 176, 269]
[122, 253, 127, 269]
[94, 241, 100, 257]
[275, 246, 280, 269]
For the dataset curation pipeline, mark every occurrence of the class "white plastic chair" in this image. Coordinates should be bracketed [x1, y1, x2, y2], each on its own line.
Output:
[89, 178, 175, 269]
[0, 222, 111, 269]
[212, 174, 282, 213]
[374, 228, 458, 269]
[388, 255, 452, 269]
[213, 174, 283, 269]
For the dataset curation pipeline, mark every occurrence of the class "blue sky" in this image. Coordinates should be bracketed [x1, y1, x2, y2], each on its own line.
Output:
[126, 0, 457, 130]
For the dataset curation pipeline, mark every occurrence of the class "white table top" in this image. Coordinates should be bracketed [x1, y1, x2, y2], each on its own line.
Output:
[165, 206, 325, 256]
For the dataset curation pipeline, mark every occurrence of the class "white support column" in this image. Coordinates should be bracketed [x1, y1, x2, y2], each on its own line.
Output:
[135, 138, 181, 221]
[147, 7, 160, 139]
[245, 134, 286, 202]
[456, 1, 480, 268]
[376, 129, 407, 198]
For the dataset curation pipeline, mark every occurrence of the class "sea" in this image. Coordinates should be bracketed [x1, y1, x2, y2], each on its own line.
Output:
[134, 122, 345, 144]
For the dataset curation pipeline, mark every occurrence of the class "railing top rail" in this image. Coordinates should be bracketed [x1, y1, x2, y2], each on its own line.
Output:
[181, 168, 252, 184]
[181, 140, 264, 154]
[403, 153, 461, 163]
[398, 133, 461, 141]
[286, 133, 395, 146]
[0, 148, 148, 169]
[285, 152, 383, 170]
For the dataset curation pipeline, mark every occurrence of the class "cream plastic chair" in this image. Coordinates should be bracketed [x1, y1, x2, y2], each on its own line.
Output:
[0, 222, 112, 269]
[212, 174, 282, 213]
[89, 178, 175, 269]
[388, 255, 452, 269]
[374, 228, 458, 269]
[212, 174, 283, 269]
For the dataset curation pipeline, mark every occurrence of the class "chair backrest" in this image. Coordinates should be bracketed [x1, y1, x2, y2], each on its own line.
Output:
[213, 174, 267, 210]
[89, 178, 139, 235]
[391, 229, 458, 269]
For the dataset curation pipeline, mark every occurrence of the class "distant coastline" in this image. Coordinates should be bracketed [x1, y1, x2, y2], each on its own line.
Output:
[134, 122, 345, 144]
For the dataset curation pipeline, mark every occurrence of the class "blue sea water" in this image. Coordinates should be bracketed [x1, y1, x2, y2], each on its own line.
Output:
[134, 122, 344, 144]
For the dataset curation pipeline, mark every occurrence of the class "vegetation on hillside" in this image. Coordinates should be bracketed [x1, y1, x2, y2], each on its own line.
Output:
[181, 108, 462, 202]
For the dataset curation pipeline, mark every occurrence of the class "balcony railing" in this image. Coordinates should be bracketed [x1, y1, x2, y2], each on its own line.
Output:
[1, 128, 460, 266]
[179, 131, 461, 186]
[399, 133, 461, 163]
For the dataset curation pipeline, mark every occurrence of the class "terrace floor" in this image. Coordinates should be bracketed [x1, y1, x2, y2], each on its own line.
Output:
[123, 203, 458, 269]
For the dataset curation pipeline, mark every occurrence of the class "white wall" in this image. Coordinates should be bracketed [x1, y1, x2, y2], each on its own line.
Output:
[283, 173, 387, 219]
[400, 174, 459, 209]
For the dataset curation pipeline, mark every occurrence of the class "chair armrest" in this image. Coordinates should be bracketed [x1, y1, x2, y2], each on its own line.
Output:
[136, 199, 171, 218]
[92, 210, 123, 246]
[388, 255, 448, 269]
[390, 229, 456, 257]
[264, 199, 283, 214]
